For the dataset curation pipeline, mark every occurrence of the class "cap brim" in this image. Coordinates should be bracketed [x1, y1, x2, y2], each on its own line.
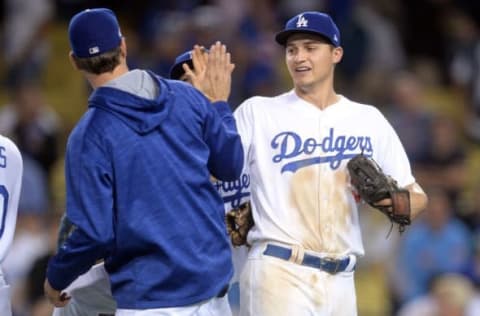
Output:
[275, 29, 336, 46]
[169, 60, 194, 80]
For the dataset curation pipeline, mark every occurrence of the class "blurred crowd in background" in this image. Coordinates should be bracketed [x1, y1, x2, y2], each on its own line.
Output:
[0, 0, 479, 315]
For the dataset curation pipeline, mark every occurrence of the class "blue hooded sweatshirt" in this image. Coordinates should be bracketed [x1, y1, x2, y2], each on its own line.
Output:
[47, 70, 244, 309]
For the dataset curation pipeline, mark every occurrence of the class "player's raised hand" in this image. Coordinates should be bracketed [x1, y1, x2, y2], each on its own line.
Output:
[182, 45, 208, 89]
[202, 41, 235, 102]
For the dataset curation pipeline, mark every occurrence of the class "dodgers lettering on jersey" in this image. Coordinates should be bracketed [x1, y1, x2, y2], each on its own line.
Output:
[271, 128, 373, 172]
[213, 173, 250, 210]
[212, 172, 250, 284]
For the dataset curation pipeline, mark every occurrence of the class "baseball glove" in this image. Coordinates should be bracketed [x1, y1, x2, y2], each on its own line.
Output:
[347, 154, 411, 233]
[225, 201, 253, 247]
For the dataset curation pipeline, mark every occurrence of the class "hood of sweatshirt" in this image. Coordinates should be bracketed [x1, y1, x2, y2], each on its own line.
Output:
[88, 71, 173, 135]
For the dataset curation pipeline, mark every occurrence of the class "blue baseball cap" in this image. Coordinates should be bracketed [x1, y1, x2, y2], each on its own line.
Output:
[275, 11, 340, 47]
[68, 8, 122, 58]
[169, 50, 193, 80]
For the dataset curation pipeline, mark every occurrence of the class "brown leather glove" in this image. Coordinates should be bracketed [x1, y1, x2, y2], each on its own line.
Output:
[347, 154, 411, 233]
[225, 201, 253, 246]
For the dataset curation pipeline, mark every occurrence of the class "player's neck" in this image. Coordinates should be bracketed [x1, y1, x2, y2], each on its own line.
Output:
[294, 83, 339, 110]
[85, 63, 130, 89]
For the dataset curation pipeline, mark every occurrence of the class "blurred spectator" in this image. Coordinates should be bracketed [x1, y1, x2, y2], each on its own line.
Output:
[334, 10, 369, 86]
[237, 0, 278, 43]
[216, 0, 283, 104]
[347, 68, 390, 106]
[148, 11, 193, 77]
[212, 0, 247, 33]
[412, 58, 463, 123]
[461, 181, 480, 286]
[190, 5, 229, 46]
[385, 71, 434, 163]
[0, 79, 61, 175]
[399, 0, 451, 81]
[390, 187, 473, 306]
[397, 273, 480, 316]
[347, 0, 407, 104]
[23, 213, 60, 316]
[2, 0, 54, 86]
[278, 0, 326, 19]
[462, 183, 480, 232]
[446, 10, 480, 143]
[414, 115, 468, 210]
[242, 61, 277, 97]
[17, 156, 50, 215]
[354, 0, 406, 74]
[465, 229, 480, 288]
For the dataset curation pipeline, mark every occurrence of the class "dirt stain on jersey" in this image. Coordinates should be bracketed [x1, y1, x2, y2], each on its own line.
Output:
[254, 258, 326, 314]
[289, 167, 322, 249]
[334, 171, 351, 227]
[310, 272, 327, 308]
[255, 259, 298, 314]
[289, 165, 352, 254]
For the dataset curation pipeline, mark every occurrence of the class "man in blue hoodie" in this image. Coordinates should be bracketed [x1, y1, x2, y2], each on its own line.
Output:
[44, 8, 244, 315]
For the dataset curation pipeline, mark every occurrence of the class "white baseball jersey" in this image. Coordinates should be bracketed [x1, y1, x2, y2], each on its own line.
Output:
[0, 135, 23, 316]
[234, 91, 414, 257]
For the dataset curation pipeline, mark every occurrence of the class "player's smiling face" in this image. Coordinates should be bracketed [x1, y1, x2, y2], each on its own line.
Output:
[285, 33, 342, 90]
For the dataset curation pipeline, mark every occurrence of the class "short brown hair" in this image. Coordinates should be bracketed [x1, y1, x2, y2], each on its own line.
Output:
[72, 46, 122, 75]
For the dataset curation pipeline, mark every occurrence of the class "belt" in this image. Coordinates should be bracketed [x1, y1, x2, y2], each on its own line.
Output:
[263, 244, 354, 274]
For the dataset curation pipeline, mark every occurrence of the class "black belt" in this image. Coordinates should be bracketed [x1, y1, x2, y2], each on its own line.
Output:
[263, 244, 354, 274]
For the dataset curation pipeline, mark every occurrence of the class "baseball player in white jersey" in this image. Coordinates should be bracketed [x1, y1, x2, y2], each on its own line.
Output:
[234, 11, 428, 316]
[0, 135, 23, 316]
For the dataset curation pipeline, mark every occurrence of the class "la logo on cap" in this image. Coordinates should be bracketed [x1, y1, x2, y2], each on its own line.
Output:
[296, 14, 308, 28]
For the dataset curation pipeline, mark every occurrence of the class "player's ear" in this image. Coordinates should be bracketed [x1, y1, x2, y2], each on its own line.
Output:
[120, 37, 127, 58]
[68, 51, 80, 70]
[332, 46, 343, 64]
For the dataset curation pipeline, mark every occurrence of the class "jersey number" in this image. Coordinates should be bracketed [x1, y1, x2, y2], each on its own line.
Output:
[0, 185, 9, 238]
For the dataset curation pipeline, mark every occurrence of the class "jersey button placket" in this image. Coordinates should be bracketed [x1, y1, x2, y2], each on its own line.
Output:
[317, 111, 325, 239]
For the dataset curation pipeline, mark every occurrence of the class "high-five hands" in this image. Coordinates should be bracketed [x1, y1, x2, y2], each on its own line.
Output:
[182, 45, 208, 92]
[183, 41, 235, 102]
